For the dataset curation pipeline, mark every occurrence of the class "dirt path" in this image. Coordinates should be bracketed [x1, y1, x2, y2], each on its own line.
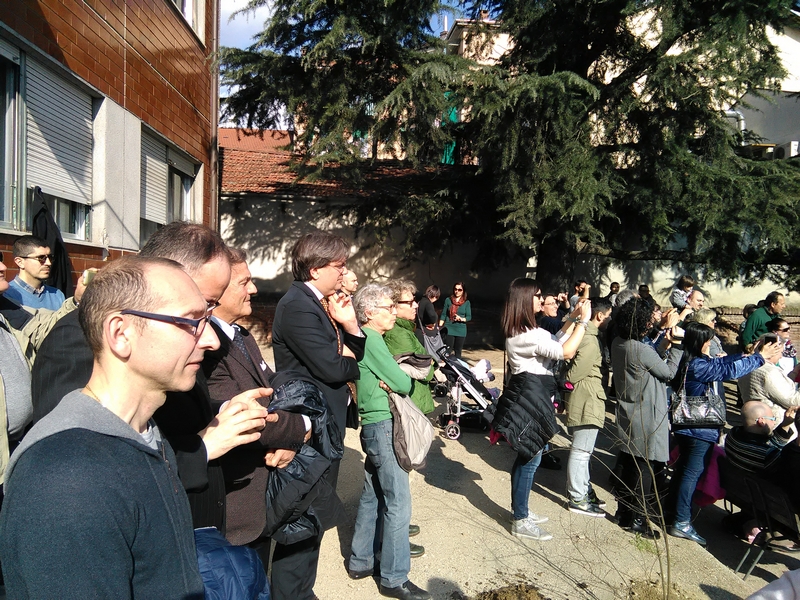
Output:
[261, 346, 799, 599]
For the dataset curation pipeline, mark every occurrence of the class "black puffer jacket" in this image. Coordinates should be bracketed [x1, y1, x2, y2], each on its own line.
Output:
[264, 371, 345, 545]
[492, 372, 559, 460]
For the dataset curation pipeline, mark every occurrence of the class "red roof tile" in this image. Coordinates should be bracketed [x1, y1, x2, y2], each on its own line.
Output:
[220, 147, 360, 197]
[218, 128, 462, 199]
[218, 128, 295, 152]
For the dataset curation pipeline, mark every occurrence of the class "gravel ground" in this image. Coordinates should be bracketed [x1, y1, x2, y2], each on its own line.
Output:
[259, 346, 799, 600]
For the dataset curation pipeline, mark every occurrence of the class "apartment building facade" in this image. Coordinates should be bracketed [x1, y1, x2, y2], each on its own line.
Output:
[1, 0, 220, 277]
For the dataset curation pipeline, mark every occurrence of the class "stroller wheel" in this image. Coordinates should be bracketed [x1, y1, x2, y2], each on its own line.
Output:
[444, 422, 461, 440]
[433, 383, 449, 398]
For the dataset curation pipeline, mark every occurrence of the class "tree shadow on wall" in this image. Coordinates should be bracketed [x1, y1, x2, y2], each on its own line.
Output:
[221, 194, 432, 290]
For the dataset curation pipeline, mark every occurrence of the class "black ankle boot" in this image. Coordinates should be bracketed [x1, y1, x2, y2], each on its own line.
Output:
[626, 516, 661, 539]
[613, 507, 633, 529]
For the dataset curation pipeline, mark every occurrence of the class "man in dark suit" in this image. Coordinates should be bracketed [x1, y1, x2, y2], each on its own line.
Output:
[203, 247, 309, 554]
[29, 222, 271, 533]
[271, 231, 366, 600]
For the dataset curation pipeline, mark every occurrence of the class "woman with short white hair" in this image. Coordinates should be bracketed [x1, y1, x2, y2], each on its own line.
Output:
[347, 284, 430, 600]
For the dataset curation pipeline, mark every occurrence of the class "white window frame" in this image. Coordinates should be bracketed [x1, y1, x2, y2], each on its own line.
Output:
[140, 129, 198, 247]
[170, 0, 206, 43]
[33, 188, 90, 241]
[0, 39, 21, 229]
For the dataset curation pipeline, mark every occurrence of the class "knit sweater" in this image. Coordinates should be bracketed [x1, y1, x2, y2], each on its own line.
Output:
[742, 306, 779, 347]
[724, 425, 792, 475]
[383, 318, 435, 414]
[441, 298, 471, 338]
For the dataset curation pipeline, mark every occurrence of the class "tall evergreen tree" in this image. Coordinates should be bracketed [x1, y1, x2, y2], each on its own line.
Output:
[221, 0, 800, 290]
[221, 0, 459, 164]
[462, 0, 800, 287]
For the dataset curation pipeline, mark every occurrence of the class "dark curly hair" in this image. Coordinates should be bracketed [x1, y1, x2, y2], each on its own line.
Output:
[614, 298, 654, 341]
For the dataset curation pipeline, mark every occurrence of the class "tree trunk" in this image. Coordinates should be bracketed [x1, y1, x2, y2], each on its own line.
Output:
[534, 232, 578, 293]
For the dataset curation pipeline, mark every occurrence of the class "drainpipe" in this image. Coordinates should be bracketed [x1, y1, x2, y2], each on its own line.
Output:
[210, 0, 221, 230]
[724, 109, 746, 145]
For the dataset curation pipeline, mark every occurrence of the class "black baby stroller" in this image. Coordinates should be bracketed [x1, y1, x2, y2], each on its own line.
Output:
[435, 346, 500, 440]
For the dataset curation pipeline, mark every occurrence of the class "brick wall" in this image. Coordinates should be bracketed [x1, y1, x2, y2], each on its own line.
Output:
[4, 0, 217, 225]
[0, 233, 134, 291]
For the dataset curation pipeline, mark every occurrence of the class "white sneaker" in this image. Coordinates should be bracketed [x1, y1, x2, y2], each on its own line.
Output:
[510, 513, 548, 525]
[512, 517, 553, 541]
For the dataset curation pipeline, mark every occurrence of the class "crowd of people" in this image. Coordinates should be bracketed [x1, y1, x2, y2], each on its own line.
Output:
[0, 228, 796, 600]
[500, 276, 799, 552]
[0, 228, 472, 600]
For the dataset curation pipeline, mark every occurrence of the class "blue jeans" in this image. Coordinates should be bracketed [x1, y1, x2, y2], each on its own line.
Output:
[511, 450, 542, 520]
[671, 435, 714, 523]
[349, 420, 411, 588]
[567, 426, 599, 502]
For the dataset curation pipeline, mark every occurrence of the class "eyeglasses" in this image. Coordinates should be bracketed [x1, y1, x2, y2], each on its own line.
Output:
[120, 309, 212, 336]
[761, 416, 777, 422]
[396, 299, 416, 306]
[374, 304, 397, 313]
[543, 300, 557, 306]
[328, 263, 347, 274]
[778, 327, 791, 333]
[454, 288, 463, 292]
[23, 254, 55, 264]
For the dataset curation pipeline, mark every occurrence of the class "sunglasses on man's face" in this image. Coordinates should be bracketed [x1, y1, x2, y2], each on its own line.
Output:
[24, 254, 55, 264]
[779, 327, 791, 333]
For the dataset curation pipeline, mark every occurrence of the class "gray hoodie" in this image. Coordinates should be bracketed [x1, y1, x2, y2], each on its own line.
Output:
[0, 390, 204, 599]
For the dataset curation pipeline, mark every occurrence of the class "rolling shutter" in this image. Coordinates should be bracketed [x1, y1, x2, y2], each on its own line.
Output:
[25, 59, 93, 204]
[141, 132, 169, 224]
[0, 39, 20, 64]
[167, 147, 196, 177]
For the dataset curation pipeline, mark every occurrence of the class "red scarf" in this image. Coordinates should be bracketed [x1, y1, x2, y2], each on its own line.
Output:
[448, 294, 466, 320]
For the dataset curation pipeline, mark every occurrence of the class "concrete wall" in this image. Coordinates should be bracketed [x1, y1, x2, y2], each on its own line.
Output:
[221, 195, 527, 301]
[770, 23, 800, 92]
[569, 254, 800, 310]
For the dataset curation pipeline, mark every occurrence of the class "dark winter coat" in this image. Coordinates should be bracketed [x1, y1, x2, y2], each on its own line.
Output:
[194, 527, 270, 600]
[264, 372, 345, 544]
[31, 186, 74, 297]
[492, 372, 559, 460]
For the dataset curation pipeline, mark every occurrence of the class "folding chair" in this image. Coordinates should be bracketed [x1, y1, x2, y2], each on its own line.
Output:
[735, 475, 800, 580]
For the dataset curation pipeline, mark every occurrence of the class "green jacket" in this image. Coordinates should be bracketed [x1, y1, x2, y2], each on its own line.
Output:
[383, 318, 435, 414]
[441, 298, 471, 338]
[357, 327, 412, 426]
[742, 306, 779, 348]
[564, 322, 606, 428]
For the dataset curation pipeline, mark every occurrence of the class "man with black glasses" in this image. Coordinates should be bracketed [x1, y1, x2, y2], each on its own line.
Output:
[0, 256, 233, 597]
[30, 222, 271, 534]
[6, 236, 65, 310]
